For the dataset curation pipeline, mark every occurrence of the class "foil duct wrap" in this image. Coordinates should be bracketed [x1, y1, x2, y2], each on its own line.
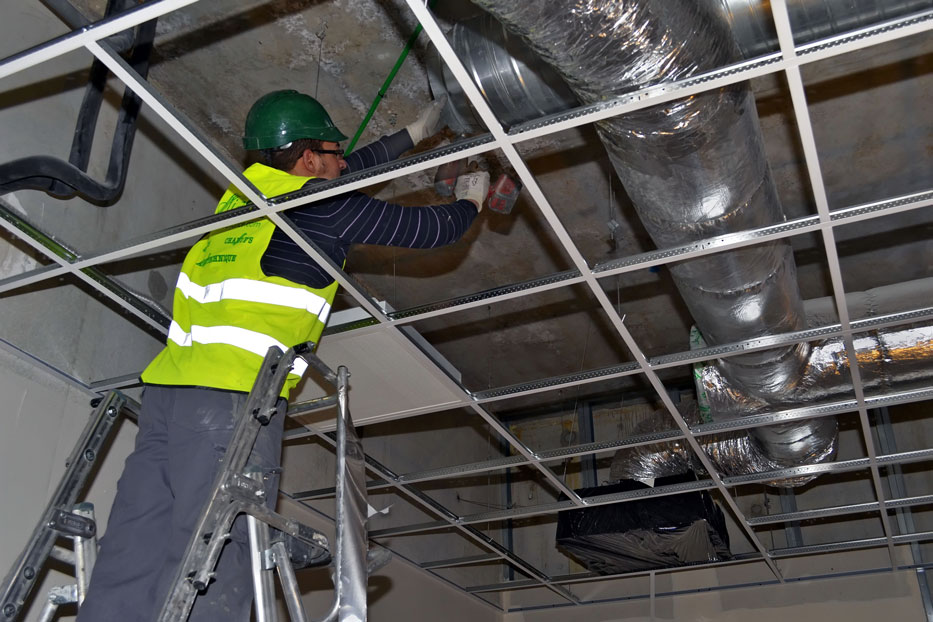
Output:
[613, 290, 933, 488]
[469, 0, 809, 392]
[610, 405, 834, 487]
[698, 324, 933, 478]
[722, 0, 933, 59]
[471, 0, 826, 468]
[702, 325, 933, 421]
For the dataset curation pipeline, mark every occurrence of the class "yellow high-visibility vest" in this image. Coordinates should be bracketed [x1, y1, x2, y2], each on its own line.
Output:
[141, 163, 339, 397]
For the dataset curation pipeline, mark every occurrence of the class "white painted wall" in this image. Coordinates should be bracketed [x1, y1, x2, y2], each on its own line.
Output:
[501, 569, 924, 622]
[500, 548, 926, 621]
[0, 348, 137, 622]
[0, 0, 226, 387]
[276, 497, 502, 622]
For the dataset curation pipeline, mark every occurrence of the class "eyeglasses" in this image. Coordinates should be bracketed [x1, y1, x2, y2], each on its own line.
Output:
[314, 148, 345, 158]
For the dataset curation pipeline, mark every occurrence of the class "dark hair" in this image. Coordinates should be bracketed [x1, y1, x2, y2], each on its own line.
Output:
[254, 138, 325, 171]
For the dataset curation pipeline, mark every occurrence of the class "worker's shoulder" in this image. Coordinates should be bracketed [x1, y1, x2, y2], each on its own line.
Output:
[286, 180, 372, 215]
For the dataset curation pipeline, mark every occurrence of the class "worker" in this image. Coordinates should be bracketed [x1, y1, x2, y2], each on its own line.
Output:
[77, 90, 488, 621]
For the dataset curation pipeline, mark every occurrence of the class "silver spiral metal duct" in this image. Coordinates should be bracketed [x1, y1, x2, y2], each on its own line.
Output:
[469, 0, 834, 476]
[723, 0, 933, 59]
[438, 2, 932, 133]
[619, 279, 933, 484]
[612, 276, 933, 485]
[427, 13, 578, 135]
[703, 278, 933, 423]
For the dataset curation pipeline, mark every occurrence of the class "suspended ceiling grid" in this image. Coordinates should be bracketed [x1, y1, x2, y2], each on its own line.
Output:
[0, 0, 932, 614]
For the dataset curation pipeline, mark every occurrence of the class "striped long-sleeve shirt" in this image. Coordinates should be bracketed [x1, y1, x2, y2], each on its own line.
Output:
[260, 130, 478, 289]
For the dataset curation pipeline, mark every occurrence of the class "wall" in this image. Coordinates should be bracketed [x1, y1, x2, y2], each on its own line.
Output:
[0, 347, 137, 622]
[502, 559, 926, 622]
[1, 0, 227, 387]
[277, 496, 502, 622]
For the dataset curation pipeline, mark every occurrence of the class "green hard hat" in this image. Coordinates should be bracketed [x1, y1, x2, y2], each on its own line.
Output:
[242, 90, 347, 150]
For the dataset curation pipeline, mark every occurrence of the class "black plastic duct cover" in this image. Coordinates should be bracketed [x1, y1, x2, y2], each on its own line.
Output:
[556, 474, 730, 574]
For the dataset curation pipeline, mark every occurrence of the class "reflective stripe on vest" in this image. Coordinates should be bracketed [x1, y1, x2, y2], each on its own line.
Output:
[175, 272, 332, 318]
[141, 163, 339, 396]
[167, 321, 309, 377]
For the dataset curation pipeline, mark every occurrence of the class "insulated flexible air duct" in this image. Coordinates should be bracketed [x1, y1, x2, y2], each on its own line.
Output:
[724, 0, 933, 59]
[427, 13, 579, 134]
[470, 0, 836, 475]
[437, 2, 932, 133]
[612, 279, 933, 484]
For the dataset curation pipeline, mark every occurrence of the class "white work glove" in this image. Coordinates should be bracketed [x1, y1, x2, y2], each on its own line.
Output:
[406, 96, 447, 145]
[454, 171, 489, 211]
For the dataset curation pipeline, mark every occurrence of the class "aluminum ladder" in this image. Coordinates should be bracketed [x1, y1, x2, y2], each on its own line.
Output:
[1, 343, 377, 621]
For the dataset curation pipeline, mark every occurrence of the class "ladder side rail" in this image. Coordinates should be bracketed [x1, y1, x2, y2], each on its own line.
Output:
[156, 345, 316, 622]
[0, 392, 125, 620]
[35, 599, 58, 622]
[294, 364, 367, 622]
[247, 519, 276, 622]
[246, 469, 277, 622]
[156, 348, 285, 621]
[269, 541, 310, 621]
[72, 503, 97, 605]
[334, 365, 368, 622]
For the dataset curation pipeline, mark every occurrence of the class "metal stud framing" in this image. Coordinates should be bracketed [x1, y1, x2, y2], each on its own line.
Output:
[1, 0, 931, 613]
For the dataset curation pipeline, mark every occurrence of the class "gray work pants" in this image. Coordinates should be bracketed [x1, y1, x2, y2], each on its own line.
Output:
[77, 385, 286, 622]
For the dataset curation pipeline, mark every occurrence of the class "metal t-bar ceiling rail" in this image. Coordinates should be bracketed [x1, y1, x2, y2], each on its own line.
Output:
[290, 383, 933, 503]
[0, 0, 199, 81]
[406, 0, 785, 582]
[499, 10, 932, 143]
[0, 0, 157, 205]
[319, 188, 927, 330]
[0, 7, 925, 301]
[770, 0, 898, 567]
[363, 446, 933, 538]
[38, 0, 137, 52]
[93, 292, 933, 400]
[0, 197, 171, 333]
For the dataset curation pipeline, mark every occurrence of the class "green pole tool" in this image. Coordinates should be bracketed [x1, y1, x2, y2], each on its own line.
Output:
[345, 0, 440, 155]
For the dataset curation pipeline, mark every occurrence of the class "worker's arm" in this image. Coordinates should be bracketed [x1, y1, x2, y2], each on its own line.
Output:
[262, 189, 478, 289]
[290, 189, 478, 249]
[343, 130, 413, 173]
[290, 169, 486, 250]
[343, 98, 445, 171]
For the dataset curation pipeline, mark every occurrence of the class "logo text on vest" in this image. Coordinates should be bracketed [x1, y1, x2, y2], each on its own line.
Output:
[196, 254, 238, 267]
[225, 232, 255, 245]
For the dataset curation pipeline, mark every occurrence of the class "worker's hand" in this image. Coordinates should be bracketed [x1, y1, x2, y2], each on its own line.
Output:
[406, 96, 447, 145]
[454, 171, 489, 212]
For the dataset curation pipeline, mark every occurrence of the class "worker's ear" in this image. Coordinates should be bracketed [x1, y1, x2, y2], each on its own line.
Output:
[299, 148, 319, 175]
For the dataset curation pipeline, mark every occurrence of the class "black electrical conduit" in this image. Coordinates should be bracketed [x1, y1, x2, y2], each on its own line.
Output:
[0, 0, 157, 205]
